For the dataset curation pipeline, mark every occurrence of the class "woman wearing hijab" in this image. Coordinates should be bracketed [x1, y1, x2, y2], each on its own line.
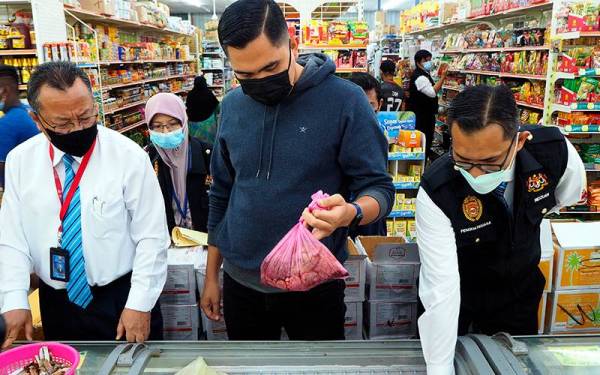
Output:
[146, 93, 212, 233]
[186, 76, 220, 144]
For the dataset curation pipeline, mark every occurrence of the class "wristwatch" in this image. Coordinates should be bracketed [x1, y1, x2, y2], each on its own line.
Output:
[348, 202, 363, 233]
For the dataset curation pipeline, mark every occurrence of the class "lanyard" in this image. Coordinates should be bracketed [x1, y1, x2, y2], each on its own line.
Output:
[172, 149, 192, 227]
[49, 139, 97, 244]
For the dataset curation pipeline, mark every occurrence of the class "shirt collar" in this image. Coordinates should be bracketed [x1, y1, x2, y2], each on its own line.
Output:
[50, 143, 83, 167]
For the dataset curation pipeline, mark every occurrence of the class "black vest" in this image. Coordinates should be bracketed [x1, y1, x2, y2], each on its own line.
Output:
[148, 137, 212, 233]
[420, 126, 568, 309]
[407, 68, 438, 115]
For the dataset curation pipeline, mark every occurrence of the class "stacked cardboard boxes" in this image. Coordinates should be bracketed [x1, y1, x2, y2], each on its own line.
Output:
[545, 222, 600, 334]
[344, 240, 367, 339]
[538, 219, 554, 334]
[355, 236, 420, 339]
[160, 247, 203, 340]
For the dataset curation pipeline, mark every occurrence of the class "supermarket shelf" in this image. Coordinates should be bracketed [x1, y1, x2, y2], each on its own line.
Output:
[382, 53, 401, 56]
[585, 169, 600, 172]
[389, 152, 425, 161]
[516, 101, 544, 110]
[202, 52, 222, 56]
[18, 84, 27, 91]
[406, 2, 553, 35]
[461, 70, 500, 77]
[388, 210, 416, 219]
[104, 99, 148, 115]
[441, 45, 549, 54]
[559, 124, 600, 134]
[202, 67, 225, 71]
[551, 103, 600, 113]
[393, 182, 420, 190]
[458, 70, 546, 80]
[0, 49, 36, 56]
[300, 45, 367, 50]
[77, 59, 195, 67]
[442, 85, 462, 91]
[336, 68, 368, 73]
[556, 31, 600, 40]
[117, 120, 146, 134]
[208, 85, 224, 88]
[64, 6, 192, 36]
[102, 74, 195, 90]
[173, 88, 192, 94]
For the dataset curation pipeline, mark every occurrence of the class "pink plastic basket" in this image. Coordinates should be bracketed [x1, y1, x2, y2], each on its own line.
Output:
[0, 343, 80, 375]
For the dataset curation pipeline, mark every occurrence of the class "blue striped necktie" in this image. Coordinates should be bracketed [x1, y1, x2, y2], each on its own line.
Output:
[494, 181, 509, 210]
[62, 154, 93, 309]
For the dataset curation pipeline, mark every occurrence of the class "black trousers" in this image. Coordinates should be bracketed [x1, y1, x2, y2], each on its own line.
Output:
[39, 273, 163, 341]
[223, 273, 346, 340]
[415, 112, 436, 162]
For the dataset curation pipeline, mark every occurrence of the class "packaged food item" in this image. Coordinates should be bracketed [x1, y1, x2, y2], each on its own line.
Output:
[406, 220, 417, 241]
[394, 220, 407, 238]
[328, 21, 349, 45]
[397, 130, 422, 148]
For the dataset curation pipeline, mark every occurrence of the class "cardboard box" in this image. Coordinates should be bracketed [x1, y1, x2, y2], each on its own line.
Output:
[547, 289, 600, 334]
[345, 302, 364, 340]
[538, 292, 547, 334]
[551, 222, 600, 290]
[365, 301, 417, 339]
[356, 236, 420, 302]
[344, 239, 367, 302]
[201, 312, 228, 340]
[539, 256, 553, 294]
[161, 304, 200, 340]
[80, 0, 116, 16]
[160, 247, 203, 305]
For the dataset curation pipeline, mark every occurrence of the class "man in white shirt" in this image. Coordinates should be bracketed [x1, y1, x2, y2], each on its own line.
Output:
[406, 50, 447, 161]
[0, 62, 170, 348]
[416, 85, 586, 375]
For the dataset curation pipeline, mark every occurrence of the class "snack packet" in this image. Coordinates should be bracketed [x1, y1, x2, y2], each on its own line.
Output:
[260, 191, 349, 291]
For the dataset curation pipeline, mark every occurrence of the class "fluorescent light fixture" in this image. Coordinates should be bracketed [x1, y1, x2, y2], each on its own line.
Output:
[382, 0, 409, 11]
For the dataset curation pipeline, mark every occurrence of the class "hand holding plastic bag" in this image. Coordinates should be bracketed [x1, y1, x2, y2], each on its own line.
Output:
[260, 191, 349, 292]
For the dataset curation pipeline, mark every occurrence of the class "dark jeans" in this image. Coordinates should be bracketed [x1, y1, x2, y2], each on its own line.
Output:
[39, 272, 163, 341]
[223, 272, 346, 340]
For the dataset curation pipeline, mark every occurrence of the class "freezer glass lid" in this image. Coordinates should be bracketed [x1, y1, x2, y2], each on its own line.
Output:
[515, 335, 600, 374]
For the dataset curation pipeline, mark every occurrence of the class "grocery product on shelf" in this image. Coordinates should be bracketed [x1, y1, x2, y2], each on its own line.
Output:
[322, 49, 368, 71]
[400, 0, 439, 34]
[442, 21, 550, 51]
[303, 20, 369, 47]
[556, 0, 600, 33]
[470, 0, 552, 18]
[0, 56, 38, 86]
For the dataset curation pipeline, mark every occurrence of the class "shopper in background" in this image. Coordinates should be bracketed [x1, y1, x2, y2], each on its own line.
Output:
[406, 50, 447, 162]
[0, 64, 39, 163]
[348, 72, 382, 113]
[146, 92, 213, 233]
[416, 85, 586, 375]
[186, 75, 220, 144]
[201, 0, 394, 341]
[379, 60, 404, 112]
[0, 62, 170, 348]
[347, 72, 387, 238]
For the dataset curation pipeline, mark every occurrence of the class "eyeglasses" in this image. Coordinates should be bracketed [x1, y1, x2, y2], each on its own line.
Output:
[149, 121, 182, 133]
[451, 135, 517, 174]
[37, 108, 98, 134]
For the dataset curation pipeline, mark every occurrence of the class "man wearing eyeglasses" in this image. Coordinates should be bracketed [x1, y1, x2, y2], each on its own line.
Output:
[0, 62, 170, 348]
[416, 85, 586, 375]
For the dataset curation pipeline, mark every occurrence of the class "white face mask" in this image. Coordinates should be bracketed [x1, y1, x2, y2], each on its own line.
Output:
[456, 136, 518, 195]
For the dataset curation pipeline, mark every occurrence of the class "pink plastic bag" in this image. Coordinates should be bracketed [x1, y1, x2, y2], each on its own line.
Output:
[261, 190, 350, 291]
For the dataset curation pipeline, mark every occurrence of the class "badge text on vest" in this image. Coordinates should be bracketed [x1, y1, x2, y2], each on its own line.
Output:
[527, 173, 549, 193]
[463, 196, 483, 222]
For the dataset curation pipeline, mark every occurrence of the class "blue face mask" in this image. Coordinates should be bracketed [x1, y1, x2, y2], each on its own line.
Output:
[422, 61, 433, 72]
[150, 128, 185, 149]
[456, 138, 518, 195]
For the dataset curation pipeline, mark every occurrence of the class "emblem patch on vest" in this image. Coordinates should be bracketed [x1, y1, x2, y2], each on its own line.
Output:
[463, 196, 483, 222]
[527, 173, 549, 193]
[205, 175, 213, 186]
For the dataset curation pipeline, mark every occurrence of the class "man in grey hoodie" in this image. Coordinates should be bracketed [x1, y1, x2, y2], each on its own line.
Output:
[200, 0, 394, 340]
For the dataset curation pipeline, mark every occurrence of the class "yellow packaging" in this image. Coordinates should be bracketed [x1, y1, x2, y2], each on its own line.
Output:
[406, 220, 417, 241]
[553, 248, 600, 290]
[409, 165, 422, 177]
[386, 220, 395, 235]
[394, 220, 407, 238]
[539, 256, 553, 293]
[548, 289, 600, 333]
[413, 147, 424, 153]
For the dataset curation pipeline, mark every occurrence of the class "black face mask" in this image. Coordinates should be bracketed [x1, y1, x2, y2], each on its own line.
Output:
[237, 48, 293, 106]
[46, 124, 98, 157]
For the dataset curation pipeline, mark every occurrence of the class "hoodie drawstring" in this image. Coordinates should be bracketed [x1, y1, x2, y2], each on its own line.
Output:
[255, 107, 267, 178]
[266, 105, 281, 180]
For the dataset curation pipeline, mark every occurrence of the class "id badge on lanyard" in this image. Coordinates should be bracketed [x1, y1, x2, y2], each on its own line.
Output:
[48, 140, 96, 282]
[172, 149, 192, 227]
